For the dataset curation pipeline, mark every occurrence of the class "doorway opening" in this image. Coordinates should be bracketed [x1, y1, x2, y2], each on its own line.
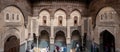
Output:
[38, 30, 50, 52]
[100, 30, 115, 52]
[54, 31, 67, 52]
[4, 36, 20, 52]
[71, 30, 82, 52]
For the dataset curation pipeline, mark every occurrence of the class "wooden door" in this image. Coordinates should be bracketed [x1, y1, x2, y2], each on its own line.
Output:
[4, 36, 20, 52]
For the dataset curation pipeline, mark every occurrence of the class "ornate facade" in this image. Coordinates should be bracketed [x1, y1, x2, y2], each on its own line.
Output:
[0, 0, 120, 52]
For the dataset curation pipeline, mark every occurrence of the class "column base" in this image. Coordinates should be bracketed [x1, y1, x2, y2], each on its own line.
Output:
[67, 44, 71, 52]
[50, 44, 54, 52]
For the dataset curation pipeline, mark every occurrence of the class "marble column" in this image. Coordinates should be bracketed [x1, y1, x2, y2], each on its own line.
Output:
[50, 38, 54, 52]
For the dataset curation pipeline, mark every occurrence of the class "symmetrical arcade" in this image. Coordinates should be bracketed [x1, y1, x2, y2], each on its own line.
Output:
[0, 0, 120, 52]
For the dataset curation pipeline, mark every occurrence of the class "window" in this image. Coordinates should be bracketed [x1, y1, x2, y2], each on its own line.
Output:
[43, 16, 47, 25]
[5, 13, 21, 22]
[100, 12, 114, 21]
[6, 13, 9, 20]
[58, 16, 63, 26]
[17, 15, 19, 20]
[12, 14, 14, 20]
[101, 15, 103, 20]
[74, 16, 78, 26]
[103, 13, 107, 20]
[100, 14, 105, 21]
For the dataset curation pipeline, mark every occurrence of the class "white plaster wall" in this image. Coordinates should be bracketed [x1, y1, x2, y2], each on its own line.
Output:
[39, 10, 50, 26]
[94, 7, 120, 50]
[68, 10, 81, 26]
[53, 10, 66, 26]
[96, 7, 118, 24]
[0, 6, 25, 51]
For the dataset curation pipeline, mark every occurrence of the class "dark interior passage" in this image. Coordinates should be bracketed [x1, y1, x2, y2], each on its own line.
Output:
[100, 30, 115, 52]
[4, 36, 20, 52]
[39, 30, 50, 48]
[71, 30, 82, 52]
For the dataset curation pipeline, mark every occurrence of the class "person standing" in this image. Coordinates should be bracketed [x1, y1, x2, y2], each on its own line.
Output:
[55, 45, 60, 52]
[105, 45, 108, 52]
[75, 42, 80, 52]
[46, 46, 49, 52]
[26, 46, 30, 52]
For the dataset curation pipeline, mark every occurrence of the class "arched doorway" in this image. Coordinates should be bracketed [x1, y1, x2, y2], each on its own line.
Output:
[4, 36, 20, 52]
[100, 30, 115, 52]
[71, 30, 82, 52]
[54, 31, 67, 52]
[38, 30, 50, 52]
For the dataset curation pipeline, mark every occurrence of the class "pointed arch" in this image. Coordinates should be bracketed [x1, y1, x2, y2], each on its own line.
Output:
[70, 10, 81, 26]
[39, 10, 50, 26]
[54, 9, 67, 19]
[54, 30, 66, 48]
[100, 30, 115, 52]
[38, 30, 50, 48]
[70, 9, 81, 19]
[4, 35, 20, 52]
[1, 5, 25, 24]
